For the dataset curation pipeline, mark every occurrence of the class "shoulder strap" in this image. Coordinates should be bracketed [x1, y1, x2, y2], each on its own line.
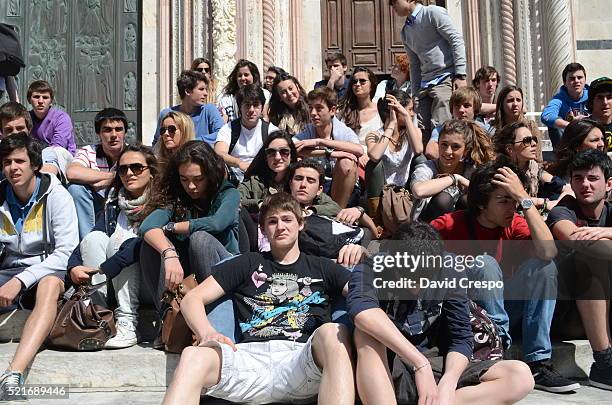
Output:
[261, 120, 269, 143]
[41, 194, 50, 258]
[229, 119, 242, 154]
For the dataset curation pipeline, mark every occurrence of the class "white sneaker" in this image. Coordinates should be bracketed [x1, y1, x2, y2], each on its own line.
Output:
[105, 318, 138, 349]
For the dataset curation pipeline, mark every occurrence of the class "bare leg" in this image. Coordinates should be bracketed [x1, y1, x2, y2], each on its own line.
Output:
[354, 328, 396, 405]
[455, 360, 534, 405]
[331, 157, 357, 208]
[162, 345, 222, 405]
[577, 300, 611, 351]
[10, 276, 64, 372]
[311, 323, 355, 405]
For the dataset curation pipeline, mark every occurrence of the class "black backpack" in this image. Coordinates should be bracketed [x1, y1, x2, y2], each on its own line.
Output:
[0, 23, 25, 76]
[228, 118, 270, 153]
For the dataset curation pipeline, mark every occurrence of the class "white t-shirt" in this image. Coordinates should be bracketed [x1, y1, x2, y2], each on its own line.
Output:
[215, 119, 279, 182]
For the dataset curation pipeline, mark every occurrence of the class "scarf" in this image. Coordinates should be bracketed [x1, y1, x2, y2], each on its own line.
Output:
[118, 188, 148, 225]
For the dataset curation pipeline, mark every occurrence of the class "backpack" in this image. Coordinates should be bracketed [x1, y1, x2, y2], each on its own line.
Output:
[0, 23, 25, 76]
[299, 215, 364, 259]
[469, 299, 504, 361]
[226, 119, 270, 186]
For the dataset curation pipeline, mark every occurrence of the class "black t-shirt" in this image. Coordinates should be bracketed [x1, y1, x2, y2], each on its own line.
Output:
[603, 122, 612, 152]
[547, 196, 612, 229]
[212, 252, 350, 343]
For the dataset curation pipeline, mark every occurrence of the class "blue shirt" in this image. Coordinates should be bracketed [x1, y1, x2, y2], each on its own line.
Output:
[153, 103, 225, 145]
[6, 176, 41, 233]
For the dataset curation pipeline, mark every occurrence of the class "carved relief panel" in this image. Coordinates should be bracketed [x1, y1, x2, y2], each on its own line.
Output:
[0, 0, 139, 146]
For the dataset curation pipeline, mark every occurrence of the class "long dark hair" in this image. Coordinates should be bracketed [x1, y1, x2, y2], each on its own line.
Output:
[493, 85, 524, 130]
[221, 59, 262, 97]
[142, 141, 226, 219]
[110, 143, 158, 198]
[244, 130, 298, 185]
[268, 73, 310, 134]
[339, 67, 378, 133]
[552, 118, 607, 177]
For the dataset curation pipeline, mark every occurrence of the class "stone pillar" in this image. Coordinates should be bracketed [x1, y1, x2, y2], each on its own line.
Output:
[500, 0, 517, 86]
[211, 0, 237, 84]
[462, 0, 481, 80]
[542, 0, 572, 99]
[262, 0, 275, 70]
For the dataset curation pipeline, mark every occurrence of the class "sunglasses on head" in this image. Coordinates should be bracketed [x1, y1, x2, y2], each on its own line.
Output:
[160, 125, 177, 136]
[195, 67, 211, 73]
[265, 147, 291, 158]
[352, 78, 369, 85]
[118, 163, 149, 176]
[514, 136, 539, 146]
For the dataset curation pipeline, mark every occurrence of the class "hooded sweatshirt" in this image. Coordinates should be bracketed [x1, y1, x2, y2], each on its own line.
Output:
[541, 85, 590, 128]
[0, 173, 79, 288]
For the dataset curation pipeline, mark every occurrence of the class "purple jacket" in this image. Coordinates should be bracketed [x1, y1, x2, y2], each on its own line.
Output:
[30, 108, 77, 155]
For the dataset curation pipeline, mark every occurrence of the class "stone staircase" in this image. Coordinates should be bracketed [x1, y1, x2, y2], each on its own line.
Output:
[1, 309, 609, 404]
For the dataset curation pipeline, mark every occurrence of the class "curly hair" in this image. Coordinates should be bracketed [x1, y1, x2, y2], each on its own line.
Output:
[338, 67, 378, 133]
[268, 73, 310, 133]
[551, 118, 606, 177]
[142, 141, 227, 220]
[438, 119, 495, 167]
[221, 59, 262, 97]
[244, 130, 298, 183]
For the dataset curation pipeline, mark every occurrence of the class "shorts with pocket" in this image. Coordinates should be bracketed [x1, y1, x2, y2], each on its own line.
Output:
[203, 333, 322, 404]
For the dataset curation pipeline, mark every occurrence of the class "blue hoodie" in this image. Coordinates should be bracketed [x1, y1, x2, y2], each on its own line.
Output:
[541, 85, 589, 128]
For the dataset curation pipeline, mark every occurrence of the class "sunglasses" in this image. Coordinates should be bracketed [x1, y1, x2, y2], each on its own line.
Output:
[160, 125, 177, 136]
[195, 67, 211, 73]
[514, 136, 539, 146]
[118, 163, 149, 176]
[265, 147, 291, 158]
[352, 78, 369, 86]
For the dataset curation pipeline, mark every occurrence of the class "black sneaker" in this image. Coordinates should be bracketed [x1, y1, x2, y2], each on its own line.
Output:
[530, 362, 581, 393]
[590, 347, 612, 391]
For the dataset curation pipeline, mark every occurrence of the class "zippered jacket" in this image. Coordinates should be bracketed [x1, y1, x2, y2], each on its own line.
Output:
[0, 173, 79, 288]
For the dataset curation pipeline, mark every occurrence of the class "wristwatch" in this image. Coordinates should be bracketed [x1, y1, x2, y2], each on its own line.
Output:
[163, 222, 176, 234]
[324, 147, 334, 160]
[520, 198, 534, 211]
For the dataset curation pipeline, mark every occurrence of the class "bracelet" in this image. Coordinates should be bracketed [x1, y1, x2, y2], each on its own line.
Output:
[413, 362, 430, 373]
[163, 255, 180, 261]
[161, 247, 176, 257]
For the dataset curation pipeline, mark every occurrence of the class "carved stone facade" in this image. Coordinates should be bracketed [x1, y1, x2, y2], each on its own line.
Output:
[1, 0, 138, 145]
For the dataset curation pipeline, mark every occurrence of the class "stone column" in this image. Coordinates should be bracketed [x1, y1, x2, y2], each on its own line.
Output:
[211, 0, 237, 84]
[462, 0, 481, 80]
[262, 0, 275, 70]
[500, 0, 517, 86]
[542, 0, 572, 99]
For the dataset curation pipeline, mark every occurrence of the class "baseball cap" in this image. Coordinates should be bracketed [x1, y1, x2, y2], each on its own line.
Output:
[587, 77, 612, 108]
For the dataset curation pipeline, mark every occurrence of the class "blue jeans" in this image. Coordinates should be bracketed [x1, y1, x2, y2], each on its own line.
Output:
[466, 255, 511, 348]
[504, 258, 557, 363]
[67, 184, 105, 240]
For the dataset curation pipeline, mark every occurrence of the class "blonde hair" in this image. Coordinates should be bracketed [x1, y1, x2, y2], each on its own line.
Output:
[155, 110, 196, 166]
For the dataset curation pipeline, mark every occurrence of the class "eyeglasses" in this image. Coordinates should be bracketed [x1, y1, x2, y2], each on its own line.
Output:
[514, 136, 539, 146]
[160, 125, 177, 136]
[195, 67, 211, 73]
[352, 78, 369, 86]
[118, 163, 149, 176]
[265, 147, 291, 158]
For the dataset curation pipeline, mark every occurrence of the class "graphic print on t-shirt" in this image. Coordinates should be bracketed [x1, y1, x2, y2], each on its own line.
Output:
[241, 265, 325, 341]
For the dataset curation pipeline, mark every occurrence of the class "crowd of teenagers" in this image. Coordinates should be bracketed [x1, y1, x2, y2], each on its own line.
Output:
[1, 0, 612, 403]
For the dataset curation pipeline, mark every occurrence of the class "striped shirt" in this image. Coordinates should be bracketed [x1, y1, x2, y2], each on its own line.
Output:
[73, 144, 113, 172]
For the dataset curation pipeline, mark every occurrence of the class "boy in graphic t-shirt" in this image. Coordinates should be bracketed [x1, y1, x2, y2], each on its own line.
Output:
[162, 192, 354, 405]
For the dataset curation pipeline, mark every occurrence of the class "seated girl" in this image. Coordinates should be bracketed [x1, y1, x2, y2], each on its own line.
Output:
[364, 89, 422, 225]
[217, 59, 270, 122]
[67, 144, 158, 348]
[411, 120, 494, 222]
[139, 141, 240, 339]
[267, 73, 310, 136]
[154, 110, 195, 173]
[493, 121, 570, 212]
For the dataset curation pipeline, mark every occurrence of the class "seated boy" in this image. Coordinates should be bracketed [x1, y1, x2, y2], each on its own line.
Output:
[162, 192, 354, 404]
[0, 133, 79, 401]
[347, 221, 534, 404]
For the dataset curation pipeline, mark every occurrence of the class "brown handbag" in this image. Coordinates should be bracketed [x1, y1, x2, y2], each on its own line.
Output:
[160, 274, 198, 353]
[379, 185, 413, 236]
[48, 283, 116, 351]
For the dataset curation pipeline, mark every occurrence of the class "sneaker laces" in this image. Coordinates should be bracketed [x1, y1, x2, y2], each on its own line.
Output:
[1, 371, 22, 387]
